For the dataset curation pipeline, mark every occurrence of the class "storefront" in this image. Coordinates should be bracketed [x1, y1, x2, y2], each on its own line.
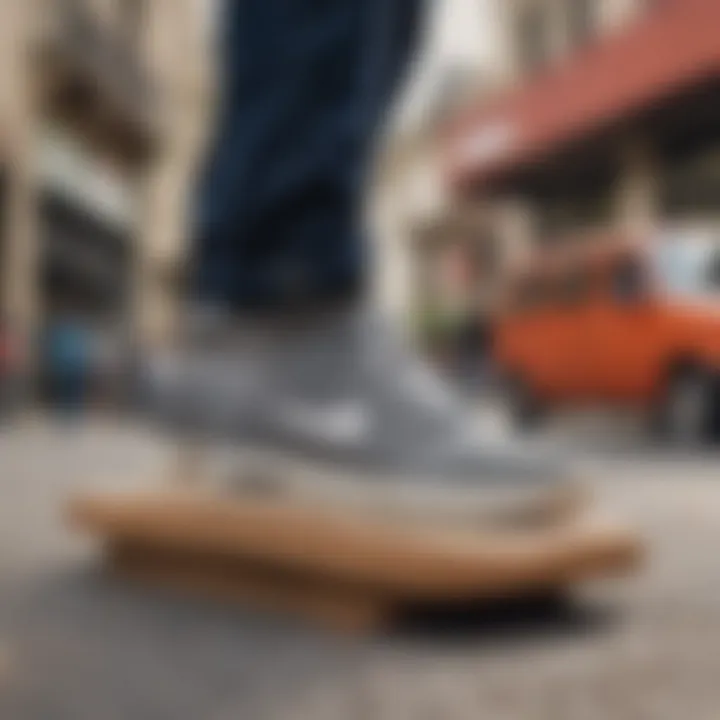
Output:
[37, 126, 138, 405]
[447, 0, 720, 248]
[39, 126, 136, 325]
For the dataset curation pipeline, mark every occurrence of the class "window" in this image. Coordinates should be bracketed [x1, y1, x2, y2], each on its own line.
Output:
[533, 172, 616, 242]
[610, 258, 646, 304]
[517, 6, 550, 74]
[661, 146, 720, 219]
[568, 0, 595, 49]
[654, 234, 720, 297]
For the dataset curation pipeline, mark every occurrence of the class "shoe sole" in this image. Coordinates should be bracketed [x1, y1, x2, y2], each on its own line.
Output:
[184, 443, 588, 529]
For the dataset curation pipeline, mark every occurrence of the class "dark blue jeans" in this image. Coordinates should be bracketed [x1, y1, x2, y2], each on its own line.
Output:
[194, 0, 425, 310]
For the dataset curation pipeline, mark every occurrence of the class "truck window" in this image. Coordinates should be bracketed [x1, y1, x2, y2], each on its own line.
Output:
[515, 276, 549, 313]
[610, 258, 646, 304]
[557, 268, 591, 308]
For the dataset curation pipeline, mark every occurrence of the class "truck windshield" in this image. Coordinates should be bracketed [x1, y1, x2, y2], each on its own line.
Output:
[654, 236, 720, 297]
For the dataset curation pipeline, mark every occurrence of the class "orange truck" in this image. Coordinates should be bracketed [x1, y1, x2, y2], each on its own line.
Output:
[494, 229, 720, 442]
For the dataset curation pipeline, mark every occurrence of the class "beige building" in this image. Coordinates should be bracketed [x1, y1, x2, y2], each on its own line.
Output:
[136, 0, 216, 345]
[374, 76, 498, 335]
[0, 0, 214, 362]
[372, 0, 500, 333]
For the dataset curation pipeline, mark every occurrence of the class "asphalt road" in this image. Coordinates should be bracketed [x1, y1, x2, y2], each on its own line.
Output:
[1, 412, 719, 719]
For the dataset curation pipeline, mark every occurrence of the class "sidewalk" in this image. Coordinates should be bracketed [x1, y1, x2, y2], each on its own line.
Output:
[0, 415, 719, 719]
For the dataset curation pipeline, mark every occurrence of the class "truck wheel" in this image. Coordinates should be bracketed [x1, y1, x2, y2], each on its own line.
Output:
[505, 375, 544, 432]
[655, 367, 716, 445]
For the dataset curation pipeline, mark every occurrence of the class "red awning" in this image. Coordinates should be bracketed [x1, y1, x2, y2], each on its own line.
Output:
[446, 0, 720, 192]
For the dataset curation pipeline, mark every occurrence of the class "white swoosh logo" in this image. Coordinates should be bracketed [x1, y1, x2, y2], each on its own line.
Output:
[273, 400, 372, 446]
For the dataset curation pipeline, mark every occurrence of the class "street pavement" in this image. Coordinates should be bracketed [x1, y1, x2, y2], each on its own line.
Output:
[1, 410, 719, 719]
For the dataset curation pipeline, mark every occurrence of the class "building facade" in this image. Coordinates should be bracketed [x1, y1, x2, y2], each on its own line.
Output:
[496, 0, 648, 84]
[372, 0, 501, 348]
[135, 0, 215, 346]
[448, 0, 720, 271]
[374, 90, 501, 355]
[0, 0, 213, 366]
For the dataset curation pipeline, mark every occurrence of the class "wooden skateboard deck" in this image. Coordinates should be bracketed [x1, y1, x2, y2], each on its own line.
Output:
[69, 491, 641, 631]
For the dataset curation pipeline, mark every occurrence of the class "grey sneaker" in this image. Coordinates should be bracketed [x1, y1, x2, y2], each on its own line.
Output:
[143, 305, 584, 526]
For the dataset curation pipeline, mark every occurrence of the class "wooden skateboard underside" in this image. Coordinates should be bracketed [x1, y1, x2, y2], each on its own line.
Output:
[70, 491, 641, 631]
